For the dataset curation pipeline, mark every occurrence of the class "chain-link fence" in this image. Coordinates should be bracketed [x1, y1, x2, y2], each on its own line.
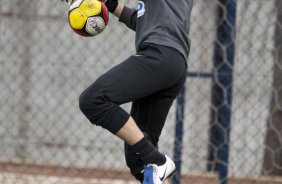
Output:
[0, 0, 281, 184]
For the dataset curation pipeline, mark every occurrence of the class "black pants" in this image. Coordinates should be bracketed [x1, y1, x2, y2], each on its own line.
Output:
[79, 43, 187, 178]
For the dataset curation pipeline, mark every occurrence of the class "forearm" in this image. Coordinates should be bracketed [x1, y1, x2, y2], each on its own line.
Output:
[112, 2, 124, 18]
[118, 6, 137, 31]
[105, 0, 137, 31]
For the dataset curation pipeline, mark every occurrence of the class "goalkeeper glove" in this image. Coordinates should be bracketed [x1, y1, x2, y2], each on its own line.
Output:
[61, 0, 118, 13]
[105, 0, 118, 13]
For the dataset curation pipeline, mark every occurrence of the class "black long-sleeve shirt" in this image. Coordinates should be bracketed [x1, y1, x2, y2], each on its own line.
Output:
[119, 0, 193, 59]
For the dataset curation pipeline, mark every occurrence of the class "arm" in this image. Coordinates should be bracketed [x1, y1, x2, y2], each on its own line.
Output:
[106, 0, 137, 31]
[117, 4, 137, 31]
[112, 2, 124, 17]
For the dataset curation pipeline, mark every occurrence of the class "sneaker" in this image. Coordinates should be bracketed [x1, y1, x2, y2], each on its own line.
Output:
[142, 155, 176, 184]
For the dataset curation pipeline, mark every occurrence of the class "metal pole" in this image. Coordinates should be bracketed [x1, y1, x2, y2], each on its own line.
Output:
[262, 0, 282, 175]
[207, 0, 236, 184]
[172, 84, 186, 184]
[16, 0, 37, 159]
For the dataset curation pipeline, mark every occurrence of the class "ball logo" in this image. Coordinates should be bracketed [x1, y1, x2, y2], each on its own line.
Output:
[88, 17, 103, 33]
[137, 1, 145, 18]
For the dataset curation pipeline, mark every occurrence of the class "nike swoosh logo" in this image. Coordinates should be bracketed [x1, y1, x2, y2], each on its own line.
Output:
[159, 168, 167, 181]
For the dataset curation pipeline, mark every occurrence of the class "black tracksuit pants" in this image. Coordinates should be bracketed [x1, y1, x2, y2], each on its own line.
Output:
[79, 43, 187, 178]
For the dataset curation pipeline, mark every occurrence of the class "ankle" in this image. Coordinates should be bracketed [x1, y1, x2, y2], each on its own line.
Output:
[132, 137, 166, 166]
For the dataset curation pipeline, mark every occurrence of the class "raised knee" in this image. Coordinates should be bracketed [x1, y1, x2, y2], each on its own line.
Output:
[79, 77, 106, 112]
[78, 75, 126, 133]
[78, 89, 91, 114]
[78, 86, 105, 123]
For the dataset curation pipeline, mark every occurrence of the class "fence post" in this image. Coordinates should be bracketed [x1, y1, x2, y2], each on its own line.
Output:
[172, 84, 186, 184]
[207, 0, 236, 184]
[262, 0, 282, 175]
[16, 0, 37, 159]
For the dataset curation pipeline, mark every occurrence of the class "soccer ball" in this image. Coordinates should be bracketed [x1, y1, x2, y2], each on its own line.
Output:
[68, 0, 109, 37]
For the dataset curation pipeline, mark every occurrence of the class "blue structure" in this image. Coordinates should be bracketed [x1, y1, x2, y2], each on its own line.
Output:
[207, 0, 236, 184]
[172, 85, 186, 184]
[172, 0, 236, 184]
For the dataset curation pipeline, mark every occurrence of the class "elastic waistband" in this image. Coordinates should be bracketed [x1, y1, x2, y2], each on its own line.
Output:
[139, 42, 184, 56]
[138, 42, 187, 65]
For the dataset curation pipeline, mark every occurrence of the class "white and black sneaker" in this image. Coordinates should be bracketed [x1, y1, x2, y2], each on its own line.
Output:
[142, 155, 176, 184]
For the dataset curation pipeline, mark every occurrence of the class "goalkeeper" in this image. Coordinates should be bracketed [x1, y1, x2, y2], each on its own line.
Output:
[62, 0, 193, 183]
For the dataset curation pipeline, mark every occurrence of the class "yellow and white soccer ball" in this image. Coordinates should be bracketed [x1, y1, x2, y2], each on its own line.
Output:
[68, 0, 109, 37]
